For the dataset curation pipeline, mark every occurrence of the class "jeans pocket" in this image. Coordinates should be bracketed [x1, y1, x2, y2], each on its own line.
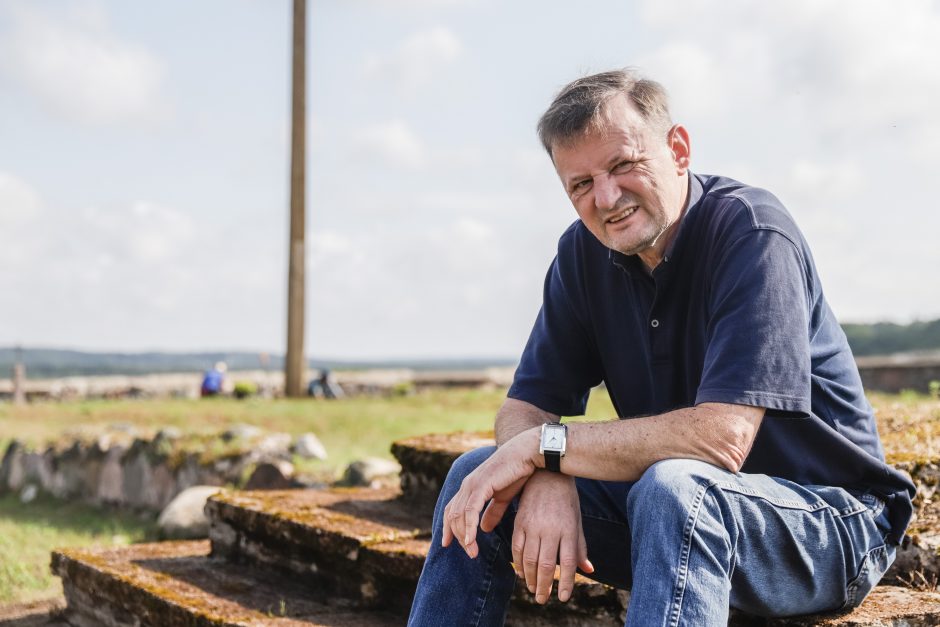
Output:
[843, 544, 891, 610]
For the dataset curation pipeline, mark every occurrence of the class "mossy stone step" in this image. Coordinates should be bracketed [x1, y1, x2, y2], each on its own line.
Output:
[391, 431, 493, 504]
[50, 540, 399, 627]
[205, 487, 628, 623]
[206, 486, 428, 607]
[203, 485, 940, 626]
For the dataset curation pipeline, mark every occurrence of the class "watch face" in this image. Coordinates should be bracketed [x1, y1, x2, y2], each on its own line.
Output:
[540, 424, 566, 454]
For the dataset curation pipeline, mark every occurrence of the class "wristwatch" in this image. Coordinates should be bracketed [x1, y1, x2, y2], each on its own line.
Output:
[539, 422, 567, 472]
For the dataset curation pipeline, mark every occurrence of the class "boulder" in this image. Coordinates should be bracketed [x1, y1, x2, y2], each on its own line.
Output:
[244, 460, 295, 490]
[294, 433, 328, 460]
[341, 457, 402, 487]
[0, 440, 24, 491]
[19, 483, 38, 504]
[157, 485, 223, 540]
[256, 432, 292, 457]
[96, 445, 127, 505]
[221, 424, 262, 442]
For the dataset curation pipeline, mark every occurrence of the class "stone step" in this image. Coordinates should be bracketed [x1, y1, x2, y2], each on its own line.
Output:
[390, 432, 940, 584]
[205, 487, 627, 623]
[204, 485, 940, 626]
[49, 538, 940, 627]
[50, 540, 400, 627]
[391, 430, 493, 504]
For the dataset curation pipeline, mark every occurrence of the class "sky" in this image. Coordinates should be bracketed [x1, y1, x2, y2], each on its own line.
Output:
[0, 0, 938, 360]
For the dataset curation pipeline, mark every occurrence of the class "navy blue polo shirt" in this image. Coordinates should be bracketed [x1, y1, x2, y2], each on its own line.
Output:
[508, 172, 915, 544]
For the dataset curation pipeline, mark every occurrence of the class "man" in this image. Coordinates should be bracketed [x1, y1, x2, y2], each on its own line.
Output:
[407, 69, 915, 625]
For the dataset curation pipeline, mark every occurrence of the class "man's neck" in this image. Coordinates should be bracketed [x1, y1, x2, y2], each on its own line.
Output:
[637, 175, 691, 272]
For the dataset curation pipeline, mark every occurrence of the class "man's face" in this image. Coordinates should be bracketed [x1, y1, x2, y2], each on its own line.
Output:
[551, 95, 690, 266]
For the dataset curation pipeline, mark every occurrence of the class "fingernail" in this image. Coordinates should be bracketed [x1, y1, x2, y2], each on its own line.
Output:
[528, 585, 535, 594]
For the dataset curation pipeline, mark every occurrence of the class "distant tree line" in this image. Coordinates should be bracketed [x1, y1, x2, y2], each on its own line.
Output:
[0, 349, 516, 379]
[841, 318, 940, 356]
[2, 319, 939, 377]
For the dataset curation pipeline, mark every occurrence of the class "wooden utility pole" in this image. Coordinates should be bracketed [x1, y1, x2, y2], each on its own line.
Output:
[285, 0, 307, 397]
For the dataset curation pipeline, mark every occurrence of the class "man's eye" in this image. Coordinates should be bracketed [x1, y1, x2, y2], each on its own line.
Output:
[572, 179, 592, 192]
[612, 161, 635, 174]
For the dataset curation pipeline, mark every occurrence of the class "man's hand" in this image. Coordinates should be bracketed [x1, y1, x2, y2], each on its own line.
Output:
[441, 429, 540, 559]
[512, 471, 594, 604]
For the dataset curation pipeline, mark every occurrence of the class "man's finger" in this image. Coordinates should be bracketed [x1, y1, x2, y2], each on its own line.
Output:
[557, 536, 577, 602]
[447, 498, 466, 551]
[463, 496, 484, 557]
[480, 498, 510, 533]
[577, 522, 594, 574]
[511, 528, 525, 579]
[534, 536, 557, 604]
[441, 501, 454, 547]
[522, 535, 540, 594]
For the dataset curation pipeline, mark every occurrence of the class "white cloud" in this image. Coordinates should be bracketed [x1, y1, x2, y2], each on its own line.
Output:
[352, 120, 427, 169]
[0, 172, 41, 223]
[81, 201, 195, 266]
[0, 1, 168, 126]
[364, 26, 462, 90]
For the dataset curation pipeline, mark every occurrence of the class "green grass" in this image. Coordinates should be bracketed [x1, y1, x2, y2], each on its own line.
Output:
[0, 387, 617, 604]
[0, 492, 157, 604]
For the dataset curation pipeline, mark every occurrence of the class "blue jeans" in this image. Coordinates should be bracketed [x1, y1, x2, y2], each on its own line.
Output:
[408, 447, 895, 626]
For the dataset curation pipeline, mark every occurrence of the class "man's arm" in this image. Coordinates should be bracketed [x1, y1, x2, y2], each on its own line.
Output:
[444, 401, 764, 561]
[495, 397, 556, 445]
[553, 402, 764, 480]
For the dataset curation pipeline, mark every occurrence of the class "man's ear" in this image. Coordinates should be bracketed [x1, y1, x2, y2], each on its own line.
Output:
[668, 124, 691, 174]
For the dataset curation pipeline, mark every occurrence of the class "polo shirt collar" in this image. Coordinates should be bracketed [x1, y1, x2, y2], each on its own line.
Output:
[608, 172, 704, 275]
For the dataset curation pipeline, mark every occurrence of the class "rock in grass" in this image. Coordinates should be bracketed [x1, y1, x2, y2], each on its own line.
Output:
[341, 457, 401, 487]
[244, 460, 295, 490]
[19, 483, 37, 503]
[293, 433, 328, 460]
[157, 486, 223, 540]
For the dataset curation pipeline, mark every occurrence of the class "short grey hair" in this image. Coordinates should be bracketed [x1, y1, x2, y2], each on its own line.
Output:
[537, 68, 673, 157]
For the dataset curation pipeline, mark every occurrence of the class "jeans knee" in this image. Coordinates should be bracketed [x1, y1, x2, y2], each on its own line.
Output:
[627, 458, 729, 516]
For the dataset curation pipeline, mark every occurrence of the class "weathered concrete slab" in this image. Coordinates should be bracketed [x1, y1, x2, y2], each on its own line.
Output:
[755, 586, 940, 626]
[391, 431, 493, 503]
[50, 540, 399, 627]
[206, 487, 428, 604]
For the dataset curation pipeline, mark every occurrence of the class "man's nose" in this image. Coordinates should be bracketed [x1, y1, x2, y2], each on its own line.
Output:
[593, 174, 621, 211]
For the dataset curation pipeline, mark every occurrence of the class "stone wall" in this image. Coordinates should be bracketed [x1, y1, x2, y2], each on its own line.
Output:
[0, 426, 297, 512]
[857, 355, 940, 394]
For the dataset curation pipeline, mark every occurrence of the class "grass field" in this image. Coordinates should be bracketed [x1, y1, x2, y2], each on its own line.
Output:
[0, 388, 937, 605]
[0, 492, 156, 604]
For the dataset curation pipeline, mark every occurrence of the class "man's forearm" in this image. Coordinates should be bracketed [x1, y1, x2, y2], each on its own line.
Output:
[494, 397, 560, 446]
[517, 402, 765, 480]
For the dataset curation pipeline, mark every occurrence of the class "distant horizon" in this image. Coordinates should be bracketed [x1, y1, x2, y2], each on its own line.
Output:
[5, 315, 940, 362]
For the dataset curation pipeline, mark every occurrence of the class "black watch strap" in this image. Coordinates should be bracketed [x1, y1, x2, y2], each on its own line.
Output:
[545, 450, 561, 472]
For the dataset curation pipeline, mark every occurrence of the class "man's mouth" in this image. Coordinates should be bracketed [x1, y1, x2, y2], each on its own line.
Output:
[607, 206, 637, 224]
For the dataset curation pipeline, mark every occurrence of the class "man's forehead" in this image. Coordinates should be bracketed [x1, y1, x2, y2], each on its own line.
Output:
[552, 99, 650, 159]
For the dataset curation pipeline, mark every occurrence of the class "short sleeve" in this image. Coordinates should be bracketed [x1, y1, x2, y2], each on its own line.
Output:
[508, 255, 603, 416]
[695, 229, 812, 416]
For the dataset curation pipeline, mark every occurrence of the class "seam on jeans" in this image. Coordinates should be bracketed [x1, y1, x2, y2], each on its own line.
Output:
[712, 481, 836, 512]
[668, 480, 710, 627]
[471, 536, 502, 627]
